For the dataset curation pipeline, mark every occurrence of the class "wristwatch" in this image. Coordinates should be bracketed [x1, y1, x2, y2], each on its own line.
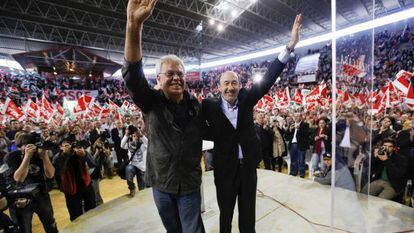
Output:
[286, 45, 295, 53]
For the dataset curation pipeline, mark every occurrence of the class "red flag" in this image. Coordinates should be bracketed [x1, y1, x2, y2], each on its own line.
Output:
[2, 98, 25, 121]
[56, 103, 65, 116]
[25, 99, 39, 119]
[121, 100, 130, 110]
[393, 70, 412, 94]
[100, 108, 110, 120]
[74, 95, 93, 114]
[341, 63, 362, 76]
[92, 103, 102, 115]
[305, 86, 319, 103]
[291, 89, 303, 105]
[405, 84, 414, 105]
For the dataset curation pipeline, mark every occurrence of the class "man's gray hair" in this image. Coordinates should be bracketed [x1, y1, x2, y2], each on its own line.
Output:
[155, 54, 185, 75]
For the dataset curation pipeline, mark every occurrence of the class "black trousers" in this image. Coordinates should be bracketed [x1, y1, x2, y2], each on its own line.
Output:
[64, 184, 96, 221]
[263, 156, 276, 171]
[215, 163, 257, 233]
[115, 148, 128, 167]
[12, 193, 58, 233]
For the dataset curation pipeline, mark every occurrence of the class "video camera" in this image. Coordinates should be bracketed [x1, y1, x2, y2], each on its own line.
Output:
[0, 164, 40, 201]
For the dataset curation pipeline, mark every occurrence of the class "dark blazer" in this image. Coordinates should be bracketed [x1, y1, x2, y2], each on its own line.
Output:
[111, 127, 126, 148]
[285, 121, 310, 151]
[255, 124, 274, 158]
[396, 129, 414, 181]
[202, 58, 286, 178]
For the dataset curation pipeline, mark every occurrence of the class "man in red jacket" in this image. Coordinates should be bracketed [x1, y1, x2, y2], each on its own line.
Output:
[53, 139, 97, 221]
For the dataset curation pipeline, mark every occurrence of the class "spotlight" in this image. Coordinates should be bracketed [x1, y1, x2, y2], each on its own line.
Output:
[209, 19, 215, 25]
[253, 74, 263, 83]
[217, 24, 224, 32]
[53, 72, 57, 75]
[89, 73, 92, 77]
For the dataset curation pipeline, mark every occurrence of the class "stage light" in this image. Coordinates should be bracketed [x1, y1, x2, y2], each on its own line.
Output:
[196, 23, 203, 32]
[217, 24, 224, 31]
[253, 73, 263, 83]
[53, 72, 57, 75]
[89, 73, 92, 77]
[209, 19, 215, 25]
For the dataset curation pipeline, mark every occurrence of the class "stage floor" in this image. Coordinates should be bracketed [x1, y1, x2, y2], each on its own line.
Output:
[62, 170, 414, 233]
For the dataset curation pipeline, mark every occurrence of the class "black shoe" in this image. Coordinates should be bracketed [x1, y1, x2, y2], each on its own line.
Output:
[129, 189, 136, 197]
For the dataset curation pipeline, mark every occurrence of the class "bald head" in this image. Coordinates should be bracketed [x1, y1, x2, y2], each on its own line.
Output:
[219, 71, 239, 83]
[219, 71, 241, 105]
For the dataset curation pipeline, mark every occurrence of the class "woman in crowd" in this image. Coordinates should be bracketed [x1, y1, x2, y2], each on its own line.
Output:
[311, 118, 331, 174]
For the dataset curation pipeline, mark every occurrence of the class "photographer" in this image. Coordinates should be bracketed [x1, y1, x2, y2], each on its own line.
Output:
[361, 138, 408, 200]
[3, 133, 58, 233]
[120, 127, 147, 197]
[90, 134, 112, 206]
[53, 138, 96, 221]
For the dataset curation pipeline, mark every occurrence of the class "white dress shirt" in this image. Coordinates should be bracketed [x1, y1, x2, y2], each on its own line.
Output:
[220, 48, 291, 159]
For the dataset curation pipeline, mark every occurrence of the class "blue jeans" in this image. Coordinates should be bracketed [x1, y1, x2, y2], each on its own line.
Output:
[311, 152, 326, 173]
[152, 188, 205, 233]
[289, 143, 306, 177]
[125, 164, 145, 191]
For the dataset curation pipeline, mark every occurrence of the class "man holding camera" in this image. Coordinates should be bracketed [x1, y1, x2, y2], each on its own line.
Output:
[53, 138, 96, 221]
[120, 127, 147, 197]
[361, 138, 408, 200]
[3, 133, 58, 233]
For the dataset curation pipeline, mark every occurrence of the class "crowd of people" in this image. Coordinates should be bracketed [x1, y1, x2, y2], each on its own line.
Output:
[0, 113, 148, 232]
[0, 17, 413, 232]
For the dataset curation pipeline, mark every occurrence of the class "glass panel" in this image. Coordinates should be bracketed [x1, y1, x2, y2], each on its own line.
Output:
[332, 1, 414, 232]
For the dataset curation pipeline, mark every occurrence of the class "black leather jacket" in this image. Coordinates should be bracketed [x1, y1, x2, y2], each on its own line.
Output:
[123, 60, 202, 195]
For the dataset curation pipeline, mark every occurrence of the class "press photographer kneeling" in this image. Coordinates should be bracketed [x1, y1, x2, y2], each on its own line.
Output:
[3, 133, 58, 233]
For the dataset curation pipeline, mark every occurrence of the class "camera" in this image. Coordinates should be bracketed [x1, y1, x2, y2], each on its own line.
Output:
[378, 146, 387, 156]
[72, 140, 89, 149]
[0, 164, 41, 201]
[99, 131, 109, 141]
[28, 132, 55, 150]
[128, 125, 138, 135]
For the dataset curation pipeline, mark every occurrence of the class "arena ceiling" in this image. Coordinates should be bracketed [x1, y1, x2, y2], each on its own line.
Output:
[0, 0, 413, 70]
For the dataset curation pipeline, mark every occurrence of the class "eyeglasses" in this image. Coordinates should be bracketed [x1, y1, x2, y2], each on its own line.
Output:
[158, 71, 185, 79]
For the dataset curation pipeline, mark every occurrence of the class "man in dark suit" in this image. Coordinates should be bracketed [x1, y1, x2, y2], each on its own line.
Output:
[285, 112, 310, 178]
[111, 120, 128, 167]
[255, 112, 274, 170]
[201, 14, 302, 233]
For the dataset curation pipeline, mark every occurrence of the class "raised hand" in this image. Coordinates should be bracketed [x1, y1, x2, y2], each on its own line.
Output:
[127, 0, 158, 25]
[287, 14, 303, 50]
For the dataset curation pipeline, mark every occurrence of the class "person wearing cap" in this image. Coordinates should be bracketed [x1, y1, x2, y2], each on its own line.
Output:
[314, 152, 356, 191]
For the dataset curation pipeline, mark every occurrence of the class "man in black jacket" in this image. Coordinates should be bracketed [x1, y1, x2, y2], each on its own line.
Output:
[361, 138, 408, 200]
[202, 15, 302, 233]
[285, 112, 310, 178]
[255, 112, 274, 170]
[123, 0, 204, 232]
[110, 121, 128, 167]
